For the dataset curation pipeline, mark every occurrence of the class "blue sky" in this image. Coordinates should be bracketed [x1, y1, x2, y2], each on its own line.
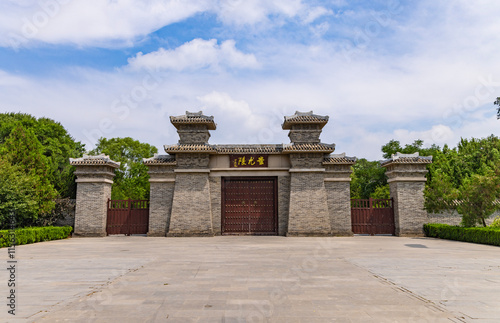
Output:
[1, 0, 499, 160]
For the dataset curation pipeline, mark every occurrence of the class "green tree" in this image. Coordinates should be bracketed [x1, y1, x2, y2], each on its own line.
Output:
[495, 97, 500, 119]
[381, 139, 440, 159]
[350, 158, 388, 199]
[0, 158, 41, 229]
[0, 113, 85, 198]
[0, 125, 58, 228]
[424, 135, 500, 227]
[456, 168, 500, 227]
[90, 137, 158, 200]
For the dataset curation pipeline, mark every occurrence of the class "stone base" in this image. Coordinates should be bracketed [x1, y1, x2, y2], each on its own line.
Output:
[397, 232, 425, 237]
[286, 232, 332, 237]
[147, 232, 166, 237]
[330, 231, 354, 237]
[167, 232, 215, 237]
[72, 232, 106, 237]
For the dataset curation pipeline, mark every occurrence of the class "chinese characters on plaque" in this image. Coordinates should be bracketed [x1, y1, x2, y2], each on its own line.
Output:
[230, 154, 269, 168]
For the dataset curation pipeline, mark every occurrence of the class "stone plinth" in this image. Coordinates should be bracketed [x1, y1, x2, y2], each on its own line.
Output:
[70, 154, 120, 237]
[381, 152, 432, 237]
[323, 154, 356, 236]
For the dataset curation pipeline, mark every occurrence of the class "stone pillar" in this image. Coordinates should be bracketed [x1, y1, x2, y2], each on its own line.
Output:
[282, 111, 335, 236]
[143, 154, 177, 237]
[381, 152, 433, 236]
[165, 112, 217, 237]
[70, 154, 120, 237]
[323, 153, 356, 236]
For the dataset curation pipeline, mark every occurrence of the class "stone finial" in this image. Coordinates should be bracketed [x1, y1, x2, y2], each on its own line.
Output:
[169, 111, 216, 145]
[169, 111, 217, 130]
[282, 111, 329, 130]
[282, 111, 330, 144]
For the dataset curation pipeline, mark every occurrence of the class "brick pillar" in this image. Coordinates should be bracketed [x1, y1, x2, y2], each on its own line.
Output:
[282, 111, 334, 236]
[143, 155, 177, 237]
[381, 152, 433, 236]
[70, 154, 120, 237]
[323, 154, 356, 236]
[164, 111, 217, 237]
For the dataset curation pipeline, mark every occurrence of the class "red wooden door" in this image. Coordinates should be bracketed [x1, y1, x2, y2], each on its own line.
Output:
[222, 177, 278, 235]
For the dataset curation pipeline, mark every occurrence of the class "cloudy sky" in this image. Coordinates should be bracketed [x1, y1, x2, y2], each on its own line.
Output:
[1, 0, 499, 160]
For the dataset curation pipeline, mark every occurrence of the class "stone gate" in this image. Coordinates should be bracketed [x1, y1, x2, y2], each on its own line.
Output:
[70, 111, 433, 237]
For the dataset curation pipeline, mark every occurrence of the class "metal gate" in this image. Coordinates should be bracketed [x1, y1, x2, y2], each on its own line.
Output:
[351, 198, 395, 235]
[222, 177, 278, 235]
[106, 199, 149, 235]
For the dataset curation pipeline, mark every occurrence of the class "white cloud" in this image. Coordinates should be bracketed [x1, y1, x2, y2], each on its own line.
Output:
[197, 91, 269, 141]
[127, 39, 259, 71]
[0, 0, 211, 48]
[301, 6, 333, 24]
[0, 0, 336, 48]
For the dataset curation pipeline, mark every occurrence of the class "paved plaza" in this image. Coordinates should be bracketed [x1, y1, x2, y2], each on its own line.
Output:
[1, 236, 499, 322]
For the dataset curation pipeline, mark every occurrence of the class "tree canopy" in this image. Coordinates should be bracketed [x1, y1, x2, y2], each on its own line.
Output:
[0, 113, 84, 228]
[350, 158, 388, 199]
[89, 137, 157, 200]
[0, 113, 85, 198]
[495, 97, 500, 119]
[381, 139, 441, 159]
[424, 135, 500, 226]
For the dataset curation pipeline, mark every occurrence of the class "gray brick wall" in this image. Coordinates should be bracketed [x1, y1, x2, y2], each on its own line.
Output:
[74, 182, 111, 237]
[176, 153, 211, 169]
[289, 153, 324, 168]
[426, 211, 497, 226]
[209, 176, 222, 235]
[278, 176, 291, 236]
[325, 181, 352, 236]
[287, 172, 331, 236]
[168, 172, 214, 236]
[288, 124, 322, 144]
[390, 181, 427, 236]
[148, 182, 175, 236]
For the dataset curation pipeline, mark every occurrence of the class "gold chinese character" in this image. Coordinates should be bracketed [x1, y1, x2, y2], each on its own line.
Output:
[257, 156, 265, 165]
[248, 157, 255, 165]
[238, 157, 246, 166]
[233, 158, 239, 168]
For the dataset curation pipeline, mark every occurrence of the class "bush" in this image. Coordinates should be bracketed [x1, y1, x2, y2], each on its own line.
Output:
[0, 226, 73, 248]
[491, 216, 500, 228]
[424, 223, 500, 247]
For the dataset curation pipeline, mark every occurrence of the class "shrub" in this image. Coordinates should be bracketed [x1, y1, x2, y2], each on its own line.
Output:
[491, 216, 500, 228]
[0, 226, 73, 248]
[424, 223, 500, 247]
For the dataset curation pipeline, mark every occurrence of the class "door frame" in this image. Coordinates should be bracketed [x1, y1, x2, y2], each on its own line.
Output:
[221, 176, 278, 235]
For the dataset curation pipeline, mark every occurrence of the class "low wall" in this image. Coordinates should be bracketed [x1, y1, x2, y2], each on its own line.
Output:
[426, 210, 498, 226]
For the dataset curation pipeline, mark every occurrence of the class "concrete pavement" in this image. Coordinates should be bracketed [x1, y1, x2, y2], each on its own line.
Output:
[1, 236, 499, 322]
